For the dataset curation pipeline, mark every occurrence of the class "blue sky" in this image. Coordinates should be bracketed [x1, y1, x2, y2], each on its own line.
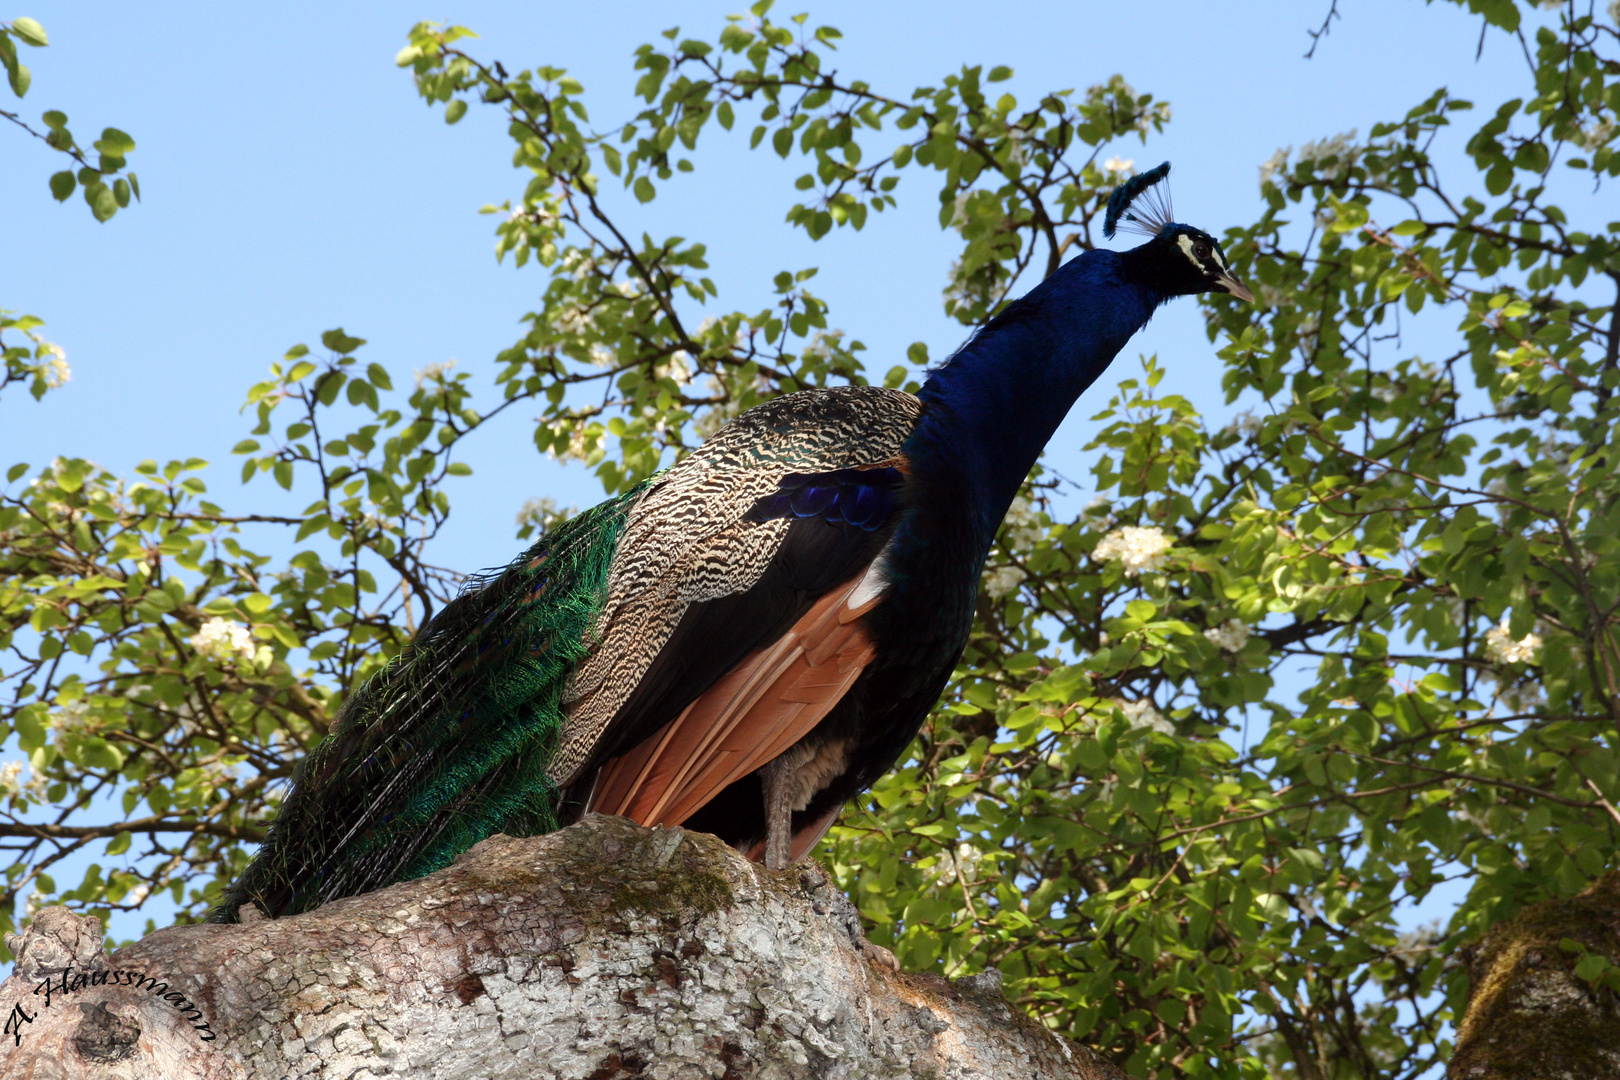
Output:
[1, 1, 1536, 946]
[3, 0, 1529, 571]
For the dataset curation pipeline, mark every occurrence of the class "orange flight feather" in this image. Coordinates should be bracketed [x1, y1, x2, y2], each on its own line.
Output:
[587, 574, 879, 851]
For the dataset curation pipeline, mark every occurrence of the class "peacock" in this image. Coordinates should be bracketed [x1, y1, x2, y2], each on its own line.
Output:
[213, 162, 1250, 922]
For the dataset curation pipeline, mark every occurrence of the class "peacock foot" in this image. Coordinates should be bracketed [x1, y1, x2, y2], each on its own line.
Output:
[860, 938, 900, 970]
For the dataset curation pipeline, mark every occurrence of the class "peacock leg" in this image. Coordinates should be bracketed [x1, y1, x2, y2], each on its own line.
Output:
[761, 756, 795, 871]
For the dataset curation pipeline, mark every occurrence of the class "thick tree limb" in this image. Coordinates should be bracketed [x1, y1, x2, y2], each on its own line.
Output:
[0, 814, 1124, 1079]
[1448, 871, 1620, 1079]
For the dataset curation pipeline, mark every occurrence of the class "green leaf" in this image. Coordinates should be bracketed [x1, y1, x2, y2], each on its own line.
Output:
[48, 169, 73, 201]
[95, 127, 135, 155]
[320, 328, 367, 355]
[83, 180, 117, 222]
[445, 99, 467, 124]
[9, 17, 47, 46]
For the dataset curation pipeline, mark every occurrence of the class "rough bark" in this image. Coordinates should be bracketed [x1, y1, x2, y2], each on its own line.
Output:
[1448, 870, 1620, 1080]
[0, 814, 1125, 1079]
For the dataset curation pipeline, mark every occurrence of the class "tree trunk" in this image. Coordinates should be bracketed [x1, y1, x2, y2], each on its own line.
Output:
[0, 814, 1125, 1079]
[1448, 870, 1620, 1080]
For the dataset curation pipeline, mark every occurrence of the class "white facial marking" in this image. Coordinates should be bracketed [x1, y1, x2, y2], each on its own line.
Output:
[1176, 233, 1225, 272]
[1176, 233, 1202, 269]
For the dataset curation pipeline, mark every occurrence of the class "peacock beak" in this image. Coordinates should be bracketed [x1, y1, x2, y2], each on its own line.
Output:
[1217, 271, 1254, 304]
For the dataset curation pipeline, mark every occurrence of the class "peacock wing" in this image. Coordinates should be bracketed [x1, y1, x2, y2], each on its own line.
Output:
[547, 386, 920, 791]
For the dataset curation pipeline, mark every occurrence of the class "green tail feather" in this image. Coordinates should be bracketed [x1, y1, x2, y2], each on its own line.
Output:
[213, 480, 652, 921]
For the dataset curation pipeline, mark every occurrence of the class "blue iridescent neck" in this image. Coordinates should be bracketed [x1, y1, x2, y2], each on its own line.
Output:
[907, 248, 1164, 552]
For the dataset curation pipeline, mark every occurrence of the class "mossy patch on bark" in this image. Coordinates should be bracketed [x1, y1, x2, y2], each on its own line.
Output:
[1451, 871, 1620, 1080]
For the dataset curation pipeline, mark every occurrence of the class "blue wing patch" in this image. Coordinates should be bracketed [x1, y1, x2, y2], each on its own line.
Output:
[747, 467, 905, 531]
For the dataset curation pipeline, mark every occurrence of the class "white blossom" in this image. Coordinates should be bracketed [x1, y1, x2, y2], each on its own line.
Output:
[1390, 922, 1441, 965]
[1298, 312, 1322, 353]
[799, 330, 845, 363]
[554, 305, 594, 336]
[22, 766, 49, 803]
[1224, 410, 1262, 439]
[515, 496, 573, 535]
[40, 344, 70, 388]
[1204, 619, 1251, 653]
[1005, 129, 1028, 167]
[1119, 698, 1173, 735]
[1102, 155, 1134, 176]
[1256, 283, 1288, 309]
[983, 564, 1026, 600]
[1001, 496, 1042, 551]
[1489, 675, 1545, 714]
[1297, 130, 1360, 179]
[1484, 619, 1541, 665]
[954, 842, 982, 879]
[191, 617, 256, 663]
[588, 343, 617, 368]
[1081, 496, 1116, 531]
[1610, 0, 1620, 26]
[1576, 119, 1616, 151]
[0, 760, 21, 800]
[125, 882, 151, 905]
[1259, 147, 1291, 185]
[24, 891, 45, 918]
[48, 700, 95, 738]
[413, 359, 458, 388]
[1092, 525, 1172, 576]
[924, 848, 957, 885]
[650, 349, 694, 386]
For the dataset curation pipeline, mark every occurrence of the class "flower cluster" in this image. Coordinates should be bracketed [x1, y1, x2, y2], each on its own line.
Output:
[1001, 496, 1043, 551]
[1223, 410, 1262, 439]
[1119, 698, 1173, 735]
[413, 358, 458, 388]
[1484, 619, 1541, 665]
[924, 842, 984, 887]
[1092, 525, 1172, 576]
[48, 700, 97, 739]
[190, 617, 256, 663]
[1204, 619, 1250, 653]
[40, 343, 71, 388]
[1575, 119, 1616, 151]
[983, 565, 1026, 600]
[1258, 147, 1291, 185]
[515, 496, 574, 537]
[1296, 130, 1361, 179]
[0, 760, 22, 801]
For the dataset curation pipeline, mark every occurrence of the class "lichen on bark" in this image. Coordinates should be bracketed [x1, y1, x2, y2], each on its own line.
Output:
[1448, 870, 1620, 1080]
[0, 815, 1126, 1079]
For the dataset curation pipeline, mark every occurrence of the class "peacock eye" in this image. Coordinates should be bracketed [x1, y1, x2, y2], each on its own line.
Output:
[1194, 241, 1211, 260]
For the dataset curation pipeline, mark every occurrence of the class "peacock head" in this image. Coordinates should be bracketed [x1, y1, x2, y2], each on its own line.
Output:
[1105, 162, 1254, 304]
